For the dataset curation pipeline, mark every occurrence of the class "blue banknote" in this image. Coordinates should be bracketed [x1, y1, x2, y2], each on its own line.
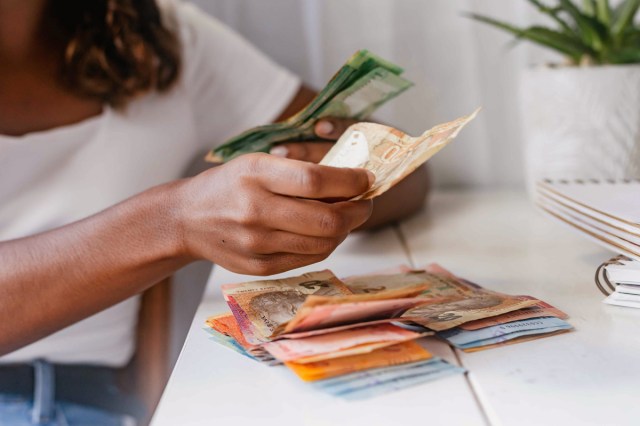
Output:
[438, 317, 573, 347]
[314, 357, 465, 399]
[203, 327, 253, 358]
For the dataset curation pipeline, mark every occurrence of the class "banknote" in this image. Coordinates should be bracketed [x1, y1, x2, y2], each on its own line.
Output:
[277, 298, 431, 336]
[206, 313, 254, 350]
[205, 313, 278, 364]
[341, 264, 415, 293]
[343, 268, 477, 298]
[340, 264, 539, 332]
[277, 284, 433, 335]
[202, 327, 254, 359]
[461, 329, 573, 353]
[221, 270, 352, 344]
[262, 324, 423, 363]
[316, 358, 465, 400]
[404, 292, 538, 331]
[459, 298, 568, 330]
[285, 340, 432, 382]
[394, 264, 539, 331]
[277, 318, 418, 340]
[439, 317, 573, 347]
[319, 109, 479, 200]
[339, 362, 465, 400]
[204, 264, 574, 397]
[314, 357, 450, 391]
[207, 50, 413, 162]
[456, 324, 574, 351]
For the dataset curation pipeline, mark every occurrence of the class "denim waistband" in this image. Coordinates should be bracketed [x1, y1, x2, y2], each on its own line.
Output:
[0, 360, 143, 420]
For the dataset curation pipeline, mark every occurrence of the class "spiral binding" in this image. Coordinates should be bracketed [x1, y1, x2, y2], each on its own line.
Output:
[594, 254, 632, 296]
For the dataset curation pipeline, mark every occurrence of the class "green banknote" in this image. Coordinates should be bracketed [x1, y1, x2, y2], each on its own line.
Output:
[206, 50, 413, 163]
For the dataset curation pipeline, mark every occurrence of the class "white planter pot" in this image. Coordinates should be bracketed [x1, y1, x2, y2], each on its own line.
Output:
[520, 65, 640, 193]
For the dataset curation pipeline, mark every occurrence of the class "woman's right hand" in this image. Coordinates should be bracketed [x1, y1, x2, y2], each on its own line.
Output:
[172, 153, 374, 275]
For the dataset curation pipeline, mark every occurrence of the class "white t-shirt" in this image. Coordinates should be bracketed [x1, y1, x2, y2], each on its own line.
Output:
[0, 0, 300, 366]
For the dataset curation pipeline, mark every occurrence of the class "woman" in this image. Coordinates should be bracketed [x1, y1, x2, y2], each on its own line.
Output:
[0, 0, 429, 424]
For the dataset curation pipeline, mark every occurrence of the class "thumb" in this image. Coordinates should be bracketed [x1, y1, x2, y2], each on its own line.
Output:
[314, 117, 358, 140]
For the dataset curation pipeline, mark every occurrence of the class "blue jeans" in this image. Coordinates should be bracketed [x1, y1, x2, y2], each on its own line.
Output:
[0, 360, 140, 426]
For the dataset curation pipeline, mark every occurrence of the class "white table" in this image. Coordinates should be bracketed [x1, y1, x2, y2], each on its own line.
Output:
[152, 190, 640, 426]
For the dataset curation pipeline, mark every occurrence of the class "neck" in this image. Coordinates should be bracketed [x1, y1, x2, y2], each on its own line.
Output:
[0, 0, 49, 62]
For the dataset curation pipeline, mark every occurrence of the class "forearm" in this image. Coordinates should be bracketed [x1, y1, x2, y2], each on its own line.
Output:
[0, 181, 190, 354]
[358, 165, 431, 231]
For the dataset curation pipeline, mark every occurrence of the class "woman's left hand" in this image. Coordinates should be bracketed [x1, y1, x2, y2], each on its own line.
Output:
[269, 117, 357, 163]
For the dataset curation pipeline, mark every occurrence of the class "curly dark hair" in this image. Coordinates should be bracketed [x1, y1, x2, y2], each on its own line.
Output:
[46, 0, 181, 107]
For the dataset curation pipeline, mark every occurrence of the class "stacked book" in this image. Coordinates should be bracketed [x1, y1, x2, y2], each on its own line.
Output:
[598, 255, 640, 308]
[535, 179, 640, 307]
[535, 179, 640, 261]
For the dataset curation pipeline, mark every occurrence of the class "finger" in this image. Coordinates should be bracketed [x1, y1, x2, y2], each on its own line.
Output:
[242, 231, 347, 255]
[270, 142, 335, 163]
[266, 196, 373, 237]
[252, 154, 374, 199]
[315, 117, 358, 140]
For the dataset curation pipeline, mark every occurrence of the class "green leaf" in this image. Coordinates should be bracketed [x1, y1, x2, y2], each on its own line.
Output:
[611, 0, 640, 41]
[608, 47, 640, 63]
[519, 26, 595, 61]
[466, 13, 525, 35]
[583, 0, 596, 16]
[559, 0, 609, 51]
[467, 13, 591, 63]
[528, 0, 577, 35]
[621, 28, 640, 46]
[595, 0, 612, 25]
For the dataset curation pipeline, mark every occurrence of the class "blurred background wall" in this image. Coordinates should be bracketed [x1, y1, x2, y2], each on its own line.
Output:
[190, 0, 560, 189]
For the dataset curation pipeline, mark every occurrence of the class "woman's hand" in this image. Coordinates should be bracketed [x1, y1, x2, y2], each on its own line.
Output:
[267, 116, 431, 231]
[174, 152, 373, 275]
[269, 117, 356, 163]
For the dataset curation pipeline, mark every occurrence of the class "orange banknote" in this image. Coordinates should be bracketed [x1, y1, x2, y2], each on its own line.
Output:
[205, 313, 254, 350]
[285, 340, 432, 382]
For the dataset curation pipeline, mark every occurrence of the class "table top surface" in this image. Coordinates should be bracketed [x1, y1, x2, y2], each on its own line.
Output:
[152, 190, 640, 426]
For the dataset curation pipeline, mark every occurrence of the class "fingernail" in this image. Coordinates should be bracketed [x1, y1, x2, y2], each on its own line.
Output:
[315, 120, 334, 137]
[270, 145, 289, 157]
[366, 170, 376, 187]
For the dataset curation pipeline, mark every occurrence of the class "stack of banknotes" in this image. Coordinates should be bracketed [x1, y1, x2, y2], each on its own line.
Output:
[206, 50, 414, 163]
[204, 264, 573, 399]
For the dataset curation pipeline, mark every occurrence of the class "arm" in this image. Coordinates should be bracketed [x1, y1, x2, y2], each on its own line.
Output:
[272, 86, 431, 230]
[0, 155, 373, 354]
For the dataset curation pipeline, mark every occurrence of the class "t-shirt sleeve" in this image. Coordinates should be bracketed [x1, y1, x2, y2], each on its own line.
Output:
[168, 0, 301, 151]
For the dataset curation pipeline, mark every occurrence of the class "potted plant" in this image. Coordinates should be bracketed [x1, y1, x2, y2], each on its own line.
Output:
[470, 0, 640, 192]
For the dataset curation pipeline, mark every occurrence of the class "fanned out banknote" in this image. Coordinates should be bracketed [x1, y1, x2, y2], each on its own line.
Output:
[320, 109, 479, 199]
[263, 323, 425, 364]
[205, 264, 573, 399]
[206, 50, 413, 163]
[459, 297, 568, 331]
[221, 270, 352, 345]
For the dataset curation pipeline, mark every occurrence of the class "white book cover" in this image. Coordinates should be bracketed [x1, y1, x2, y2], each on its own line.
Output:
[535, 180, 640, 261]
[536, 196, 640, 261]
[606, 258, 640, 285]
[604, 291, 640, 309]
[616, 284, 640, 295]
[537, 180, 640, 232]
